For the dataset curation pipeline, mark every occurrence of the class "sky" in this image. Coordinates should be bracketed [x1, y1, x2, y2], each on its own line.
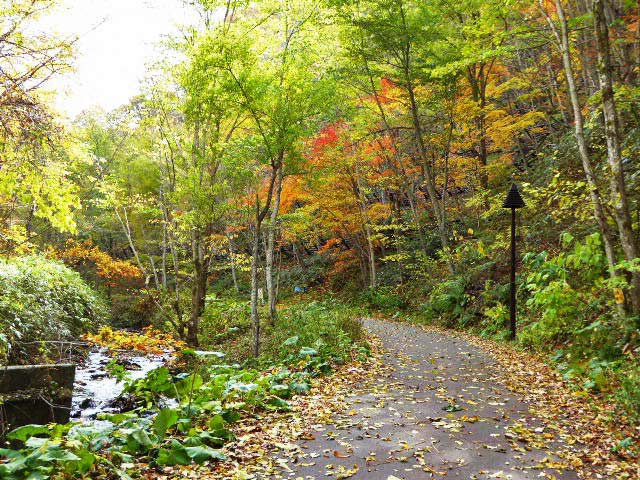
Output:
[38, 0, 198, 119]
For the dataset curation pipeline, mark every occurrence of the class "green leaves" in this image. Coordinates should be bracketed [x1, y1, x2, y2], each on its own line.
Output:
[156, 440, 191, 466]
[283, 336, 300, 346]
[153, 409, 180, 438]
[0, 437, 93, 479]
[126, 428, 155, 453]
[156, 440, 226, 466]
[184, 445, 227, 463]
[7, 425, 50, 442]
[0, 256, 109, 364]
[299, 346, 318, 357]
[0, 298, 365, 479]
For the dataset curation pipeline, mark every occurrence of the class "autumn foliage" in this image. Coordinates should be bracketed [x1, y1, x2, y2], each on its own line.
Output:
[54, 240, 143, 287]
[85, 326, 186, 354]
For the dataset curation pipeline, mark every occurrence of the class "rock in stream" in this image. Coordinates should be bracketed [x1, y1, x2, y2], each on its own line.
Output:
[71, 348, 168, 420]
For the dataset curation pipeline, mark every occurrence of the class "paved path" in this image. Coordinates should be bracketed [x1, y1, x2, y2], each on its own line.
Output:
[280, 319, 577, 480]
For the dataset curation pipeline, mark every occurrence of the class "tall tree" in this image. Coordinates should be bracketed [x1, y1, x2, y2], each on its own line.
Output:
[0, 0, 79, 247]
[538, 0, 619, 286]
[593, 0, 640, 313]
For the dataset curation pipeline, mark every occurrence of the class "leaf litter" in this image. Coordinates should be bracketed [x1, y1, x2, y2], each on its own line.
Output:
[145, 318, 638, 479]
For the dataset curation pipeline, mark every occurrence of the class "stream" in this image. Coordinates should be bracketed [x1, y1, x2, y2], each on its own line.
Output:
[70, 348, 168, 420]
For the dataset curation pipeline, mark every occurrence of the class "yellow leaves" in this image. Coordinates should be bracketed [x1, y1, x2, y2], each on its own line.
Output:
[85, 326, 185, 354]
[367, 202, 392, 223]
[534, 457, 569, 470]
[486, 110, 546, 151]
[231, 469, 253, 480]
[614, 288, 625, 305]
[459, 415, 480, 423]
[0, 225, 34, 255]
[334, 464, 358, 479]
[489, 76, 532, 97]
[422, 466, 447, 475]
[431, 419, 463, 432]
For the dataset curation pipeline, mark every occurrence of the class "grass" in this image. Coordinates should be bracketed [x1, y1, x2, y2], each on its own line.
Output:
[198, 295, 366, 364]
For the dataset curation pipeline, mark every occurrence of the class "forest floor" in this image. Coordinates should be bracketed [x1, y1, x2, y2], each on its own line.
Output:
[187, 318, 638, 480]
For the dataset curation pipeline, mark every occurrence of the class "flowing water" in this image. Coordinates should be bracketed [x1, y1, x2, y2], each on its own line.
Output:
[71, 348, 168, 419]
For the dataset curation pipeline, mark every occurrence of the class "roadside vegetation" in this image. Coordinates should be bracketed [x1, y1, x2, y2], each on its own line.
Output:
[0, 301, 367, 479]
[0, 256, 108, 365]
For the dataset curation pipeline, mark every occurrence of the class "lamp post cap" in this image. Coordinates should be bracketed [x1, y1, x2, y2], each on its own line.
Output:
[503, 183, 525, 209]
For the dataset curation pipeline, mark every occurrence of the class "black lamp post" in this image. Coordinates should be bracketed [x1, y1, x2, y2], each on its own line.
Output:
[502, 183, 525, 340]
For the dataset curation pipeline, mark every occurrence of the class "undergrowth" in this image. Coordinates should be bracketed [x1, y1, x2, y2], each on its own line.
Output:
[0, 301, 368, 479]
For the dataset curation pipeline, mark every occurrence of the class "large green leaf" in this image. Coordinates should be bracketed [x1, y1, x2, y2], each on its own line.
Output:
[156, 440, 190, 466]
[185, 445, 226, 463]
[126, 428, 155, 453]
[39, 447, 80, 462]
[153, 409, 179, 438]
[207, 415, 233, 441]
[7, 425, 50, 442]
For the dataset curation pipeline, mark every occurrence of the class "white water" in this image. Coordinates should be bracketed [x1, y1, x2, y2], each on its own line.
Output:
[71, 348, 167, 419]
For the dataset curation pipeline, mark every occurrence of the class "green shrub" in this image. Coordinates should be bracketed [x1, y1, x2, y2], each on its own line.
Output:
[480, 302, 510, 338]
[0, 255, 108, 364]
[519, 233, 611, 349]
[278, 253, 330, 292]
[199, 297, 365, 364]
[199, 295, 251, 346]
[359, 286, 406, 313]
[261, 300, 364, 362]
[616, 364, 640, 424]
[420, 278, 468, 325]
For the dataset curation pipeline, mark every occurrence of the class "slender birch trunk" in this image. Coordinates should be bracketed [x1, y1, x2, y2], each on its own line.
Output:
[593, 0, 640, 313]
[539, 0, 619, 283]
[227, 233, 240, 293]
[251, 211, 262, 357]
[250, 164, 279, 357]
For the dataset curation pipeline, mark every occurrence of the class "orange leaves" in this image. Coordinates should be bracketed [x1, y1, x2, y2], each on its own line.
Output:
[279, 174, 305, 214]
[85, 326, 185, 354]
[318, 237, 343, 254]
[367, 202, 392, 223]
[54, 240, 143, 287]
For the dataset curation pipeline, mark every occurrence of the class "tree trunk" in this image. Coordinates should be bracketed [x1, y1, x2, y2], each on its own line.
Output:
[249, 158, 280, 357]
[187, 229, 208, 347]
[466, 63, 489, 189]
[593, 0, 640, 313]
[404, 69, 453, 273]
[541, 0, 619, 284]
[365, 222, 376, 288]
[397, 2, 454, 273]
[162, 204, 184, 338]
[161, 216, 168, 290]
[227, 233, 240, 293]
[266, 164, 283, 325]
[251, 217, 262, 357]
